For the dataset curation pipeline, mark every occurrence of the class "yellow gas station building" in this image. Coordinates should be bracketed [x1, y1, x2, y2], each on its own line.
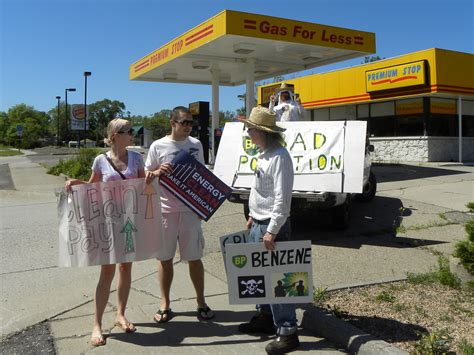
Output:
[259, 48, 474, 162]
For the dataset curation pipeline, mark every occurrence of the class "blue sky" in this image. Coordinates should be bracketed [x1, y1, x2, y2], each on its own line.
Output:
[1, 0, 473, 117]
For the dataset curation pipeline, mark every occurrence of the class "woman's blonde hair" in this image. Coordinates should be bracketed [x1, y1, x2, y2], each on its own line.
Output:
[104, 118, 131, 146]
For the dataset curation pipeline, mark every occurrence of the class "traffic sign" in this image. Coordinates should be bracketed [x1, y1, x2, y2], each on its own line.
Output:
[16, 124, 23, 137]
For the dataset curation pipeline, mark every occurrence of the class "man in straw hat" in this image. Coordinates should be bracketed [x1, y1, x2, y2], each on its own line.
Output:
[269, 82, 305, 122]
[238, 106, 299, 354]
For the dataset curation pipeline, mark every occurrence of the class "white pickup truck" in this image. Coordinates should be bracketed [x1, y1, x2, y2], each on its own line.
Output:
[213, 120, 376, 228]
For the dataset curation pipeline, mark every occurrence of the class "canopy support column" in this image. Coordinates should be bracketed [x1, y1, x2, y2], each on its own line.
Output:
[210, 66, 220, 164]
[458, 96, 463, 163]
[245, 59, 255, 117]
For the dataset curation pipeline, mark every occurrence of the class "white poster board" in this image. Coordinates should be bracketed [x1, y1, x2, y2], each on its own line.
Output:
[225, 240, 313, 304]
[213, 121, 367, 193]
[57, 179, 164, 267]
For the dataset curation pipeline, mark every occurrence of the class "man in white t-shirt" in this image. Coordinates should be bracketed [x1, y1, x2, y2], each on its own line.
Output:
[145, 106, 215, 323]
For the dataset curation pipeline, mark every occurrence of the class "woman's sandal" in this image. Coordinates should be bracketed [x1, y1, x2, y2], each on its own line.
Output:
[90, 334, 106, 347]
[197, 306, 215, 320]
[154, 309, 172, 323]
[114, 320, 137, 333]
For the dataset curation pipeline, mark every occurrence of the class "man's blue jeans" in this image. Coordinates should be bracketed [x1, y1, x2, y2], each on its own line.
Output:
[248, 218, 297, 336]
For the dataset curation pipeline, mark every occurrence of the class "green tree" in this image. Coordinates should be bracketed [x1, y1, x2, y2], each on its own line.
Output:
[88, 99, 126, 145]
[129, 114, 147, 126]
[363, 55, 384, 63]
[144, 109, 171, 140]
[0, 112, 10, 145]
[6, 104, 51, 148]
[218, 110, 235, 127]
[47, 102, 68, 145]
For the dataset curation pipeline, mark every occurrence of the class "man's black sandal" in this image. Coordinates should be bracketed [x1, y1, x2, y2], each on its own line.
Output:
[154, 309, 172, 323]
[197, 306, 215, 320]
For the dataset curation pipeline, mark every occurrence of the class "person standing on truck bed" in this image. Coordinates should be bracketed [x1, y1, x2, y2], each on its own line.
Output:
[269, 82, 305, 122]
[238, 106, 298, 354]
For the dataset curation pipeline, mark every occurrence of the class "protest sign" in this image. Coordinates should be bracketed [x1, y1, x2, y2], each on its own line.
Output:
[225, 240, 313, 304]
[219, 230, 249, 271]
[57, 179, 164, 267]
[237, 123, 345, 175]
[213, 121, 367, 193]
[160, 150, 232, 221]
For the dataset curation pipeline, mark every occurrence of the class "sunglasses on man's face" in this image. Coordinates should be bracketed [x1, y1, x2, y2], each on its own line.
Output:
[174, 120, 194, 127]
[117, 128, 134, 135]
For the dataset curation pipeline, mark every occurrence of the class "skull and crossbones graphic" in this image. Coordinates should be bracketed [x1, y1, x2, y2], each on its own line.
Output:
[241, 279, 264, 296]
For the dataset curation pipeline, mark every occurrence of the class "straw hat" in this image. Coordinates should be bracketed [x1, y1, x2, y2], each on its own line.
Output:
[239, 106, 285, 133]
[274, 82, 294, 94]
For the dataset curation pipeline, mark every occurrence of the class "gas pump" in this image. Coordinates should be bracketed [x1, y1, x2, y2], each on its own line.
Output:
[189, 101, 210, 164]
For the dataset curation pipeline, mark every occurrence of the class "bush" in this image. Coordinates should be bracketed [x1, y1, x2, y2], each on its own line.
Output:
[413, 329, 453, 355]
[48, 148, 102, 181]
[454, 218, 474, 275]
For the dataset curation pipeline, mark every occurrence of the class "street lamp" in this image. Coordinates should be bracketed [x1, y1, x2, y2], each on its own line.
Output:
[64, 88, 76, 145]
[56, 96, 61, 146]
[83, 71, 92, 147]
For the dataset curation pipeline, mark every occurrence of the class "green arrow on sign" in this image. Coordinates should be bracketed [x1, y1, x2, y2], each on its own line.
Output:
[121, 217, 137, 254]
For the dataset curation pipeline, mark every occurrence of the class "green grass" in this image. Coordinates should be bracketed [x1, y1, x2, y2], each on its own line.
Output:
[458, 339, 474, 355]
[392, 303, 408, 312]
[407, 256, 461, 289]
[0, 149, 23, 156]
[312, 286, 329, 304]
[375, 290, 396, 303]
[414, 330, 453, 354]
[466, 202, 474, 213]
[396, 220, 459, 236]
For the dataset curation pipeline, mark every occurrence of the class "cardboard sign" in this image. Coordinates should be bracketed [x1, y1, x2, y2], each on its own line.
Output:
[213, 121, 366, 194]
[237, 124, 345, 175]
[160, 150, 232, 221]
[219, 230, 249, 271]
[225, 240, 313, 304]
[57, 179, 164, 267]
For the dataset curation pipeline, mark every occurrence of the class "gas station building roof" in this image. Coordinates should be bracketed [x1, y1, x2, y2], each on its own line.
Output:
[130, 10, 376, 86]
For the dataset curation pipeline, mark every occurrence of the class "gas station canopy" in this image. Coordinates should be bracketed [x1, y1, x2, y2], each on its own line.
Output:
[130, 10, 376, 85]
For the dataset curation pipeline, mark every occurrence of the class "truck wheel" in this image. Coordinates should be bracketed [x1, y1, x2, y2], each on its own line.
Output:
[243, 201, 250, 220]
[331, 200, 351, 229]
[356, 172, 377, 202]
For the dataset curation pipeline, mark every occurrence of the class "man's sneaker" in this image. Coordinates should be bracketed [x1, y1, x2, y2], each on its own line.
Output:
[238, 312, 276, 334]
[265, 333, 300, 354]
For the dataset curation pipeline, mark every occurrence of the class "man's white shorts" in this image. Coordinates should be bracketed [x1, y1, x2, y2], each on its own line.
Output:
[159, 211, 204, 261]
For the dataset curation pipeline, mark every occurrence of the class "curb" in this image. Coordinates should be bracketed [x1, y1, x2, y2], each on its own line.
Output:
[300, 306, 408, 354]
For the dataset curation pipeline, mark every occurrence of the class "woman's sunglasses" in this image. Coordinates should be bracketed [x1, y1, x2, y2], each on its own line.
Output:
[117, 128, 134, 135]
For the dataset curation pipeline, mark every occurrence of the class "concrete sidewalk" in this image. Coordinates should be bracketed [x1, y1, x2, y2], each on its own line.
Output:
[2, 154, 473, 354]
[49, 261, 345, 354]
[0, 156, 347, 354]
